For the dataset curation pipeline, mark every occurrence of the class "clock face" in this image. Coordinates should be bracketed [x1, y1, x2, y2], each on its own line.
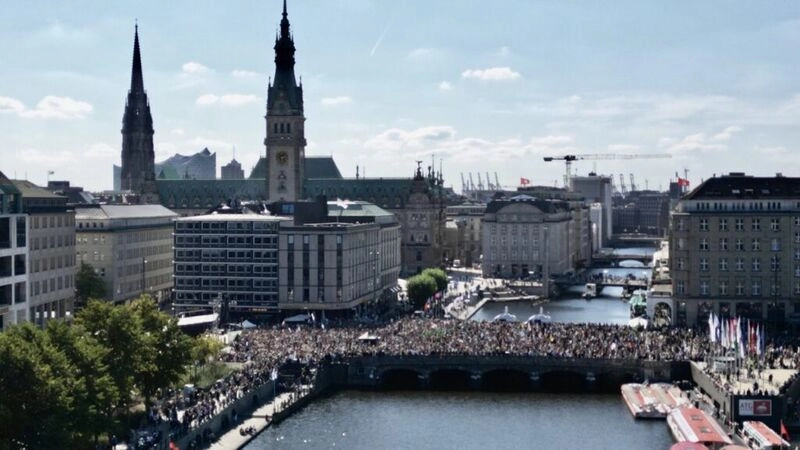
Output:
[277, 151, 289, 165]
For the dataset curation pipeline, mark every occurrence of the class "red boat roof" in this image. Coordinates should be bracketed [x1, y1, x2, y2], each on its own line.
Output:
[742, 421, 789, 448]
[671, 442, 710, 450]
[668, 407, 733, 446]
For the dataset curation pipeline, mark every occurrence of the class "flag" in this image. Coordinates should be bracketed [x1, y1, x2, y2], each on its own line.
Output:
[677, 177, 690, 187]
[271, 368, 278, 381]
[169, 442, 179, 450]
[47, 170, 55, 175]
[707, 313, 715, 344]
[520, 177, 530, 186]
[781, 420, 790, 440]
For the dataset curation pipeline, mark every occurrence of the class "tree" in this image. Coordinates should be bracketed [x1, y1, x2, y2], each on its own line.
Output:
[422, 268, 448, 292]
[45, 320, 119, 445]
[0, 323, 75, 449]
[75, 299, 143, 410]
[75, 262, 107, 306]
[129, 295, 192, 407]
[406, 274, 437, 310]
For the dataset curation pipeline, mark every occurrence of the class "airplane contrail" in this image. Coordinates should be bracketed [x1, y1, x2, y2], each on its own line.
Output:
[370, 22, 391, 57]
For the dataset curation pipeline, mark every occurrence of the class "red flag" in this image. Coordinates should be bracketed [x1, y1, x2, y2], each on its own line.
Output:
[520, 177, 530, 186]
[781, 420, 790, 440]
[678, 177, 690, 187]
[169, 442, 180, 450]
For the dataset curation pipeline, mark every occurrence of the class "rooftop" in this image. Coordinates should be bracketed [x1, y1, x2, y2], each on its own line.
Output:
[75, 204, 178, 220]
[684, 173, 800, 200]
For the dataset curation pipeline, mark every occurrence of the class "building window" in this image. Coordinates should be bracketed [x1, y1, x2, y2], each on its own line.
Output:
[752, 218, 761, 231]
[752, 238, 760, 251]
[795, 216, 800, 227]
[771, 255, 781, 272]
[771, 281, 781, 297]
[752, 258, 761, 272]
[700, 258, 709, 271]
[719, 238, 728, 251]
[771, 218, 780, 231]
[735, 218, 744, 231]
[752, 280, 761, 296]
[700, 238, 709, 251]
[719, 281, 728, 296]
[676, 280, 685, 295]
[771, 238, 781, 252]
[736, 280, 745, 296]
[700, 218, 709, 232]
[676, 258, 685, 270]
[736, 258, 745, 271]
[719, 218, 728, 232]
[719, 258, 728, 271]
[700, 280, 709, 296]
[735, 239, 744, 251]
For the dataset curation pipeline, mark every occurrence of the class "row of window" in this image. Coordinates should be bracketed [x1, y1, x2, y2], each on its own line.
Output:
[690, 201, 800, 212]
[687, 256, 794, 273]
[688, 237, 784, 252]
[29, 274, 73, 297]
[30, 234, 75, 250]
[694, 217, 800, 232]
[676, 279, 800, 297]
[32, 214, 73, 229]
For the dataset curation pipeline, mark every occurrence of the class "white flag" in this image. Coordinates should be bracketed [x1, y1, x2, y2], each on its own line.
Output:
[271, 368, 278, 381]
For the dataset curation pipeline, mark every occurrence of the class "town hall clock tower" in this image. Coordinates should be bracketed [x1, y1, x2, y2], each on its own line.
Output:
[265, 0, 306, 202]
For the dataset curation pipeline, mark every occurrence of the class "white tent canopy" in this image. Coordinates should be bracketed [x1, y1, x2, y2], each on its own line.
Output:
[240, 320, 257, 329]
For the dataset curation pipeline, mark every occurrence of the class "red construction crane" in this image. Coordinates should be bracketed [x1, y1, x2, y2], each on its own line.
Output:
[542, 153, 672, 190]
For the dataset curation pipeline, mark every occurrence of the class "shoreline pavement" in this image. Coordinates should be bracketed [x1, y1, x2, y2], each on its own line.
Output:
[206, 391, 296, 450]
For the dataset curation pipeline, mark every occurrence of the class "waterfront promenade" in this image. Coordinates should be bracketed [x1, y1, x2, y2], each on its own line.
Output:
[207, 391, 295, 450]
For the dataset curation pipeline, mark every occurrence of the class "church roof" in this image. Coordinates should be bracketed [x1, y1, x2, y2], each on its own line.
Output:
[248, 155, 343, 179]
[304, 178, 416, 209]
[156, 179, 266, 210]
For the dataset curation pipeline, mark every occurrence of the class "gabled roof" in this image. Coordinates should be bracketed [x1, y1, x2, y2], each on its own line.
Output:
[156, 179, 267, 209]
[11, 180, 63, 199]
[485, 196, 570, 214]
[248, 155, 343, 180]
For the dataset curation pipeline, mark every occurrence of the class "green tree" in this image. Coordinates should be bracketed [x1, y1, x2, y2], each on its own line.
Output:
[407, 274, 437, 310]
[129, 295, 193, 408]
[75, 299, 143, 410]
[0, 323, 75, 449]
[191, 334, 224, 365]
[45, 320, 119, 445]
[75, 262, 107, 306]
[422, 267, 448, 292]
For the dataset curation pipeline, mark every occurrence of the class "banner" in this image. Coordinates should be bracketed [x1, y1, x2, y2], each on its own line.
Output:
[739, 399, 772, 416]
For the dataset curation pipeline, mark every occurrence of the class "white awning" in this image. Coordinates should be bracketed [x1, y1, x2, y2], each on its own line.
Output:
[177, 313, 218, 327]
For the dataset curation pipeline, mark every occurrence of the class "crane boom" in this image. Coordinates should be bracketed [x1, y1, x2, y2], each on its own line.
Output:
[542, 153, 671, 190]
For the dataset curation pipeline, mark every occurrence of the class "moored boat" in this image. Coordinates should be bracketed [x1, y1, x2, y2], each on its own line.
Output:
[667, 407, 733, 449]
[739, 421, 789, 450]
[620, 382, 689, 419]
[492, 306, 517, 323]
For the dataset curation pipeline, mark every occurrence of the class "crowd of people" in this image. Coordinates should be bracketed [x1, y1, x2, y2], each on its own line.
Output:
[130, 314, 800, 448]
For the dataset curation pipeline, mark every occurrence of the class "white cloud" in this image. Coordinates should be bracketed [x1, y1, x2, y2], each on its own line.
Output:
[170, 128, 185, 136]
[660, 131, 727, 155]
[755, 145, 786, 155]
[231, 69, 259, 78]
[196, 94, 219, 106]
[17, 148, 75, 164]
[438, 81, 453, 91]
[195, 94, 257, 107]
[461, 67, 521, 81]
[321, 96, 352, 106]
[182, 62, 210, 74]
[0, 96, 26, 113]
[45, 22, 92, 42]
[219, 94, 258, 106]
[11, 96, 94, 119]
[499, 46, 511, 57]
[711, 126, 742, 141]
[363, 126, 574, 164]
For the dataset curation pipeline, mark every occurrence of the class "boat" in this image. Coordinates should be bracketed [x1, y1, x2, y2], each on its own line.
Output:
[628, 289, 647, 318]
[620, 382, 689, 419]
[582, 282, 597, 299]
[671, 443, 710, 450]
[667, 407, 733, 449]
[739, 421, 789, 450]
[526, 306, 551, 324]
[492, 306, 517, 323]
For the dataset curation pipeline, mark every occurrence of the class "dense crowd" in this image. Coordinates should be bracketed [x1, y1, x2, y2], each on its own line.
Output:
[133, 317, 800, 448]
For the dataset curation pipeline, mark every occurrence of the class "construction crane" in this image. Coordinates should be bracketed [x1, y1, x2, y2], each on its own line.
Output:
[495, 172, 500, 190]
[542, 153, 672, 190]
[468, 173, 475, 191]
[460, 173, 467, 193]
[619, 174, 627, 196]
[486, 172, 492, 190]
[629, 173, 636, 192]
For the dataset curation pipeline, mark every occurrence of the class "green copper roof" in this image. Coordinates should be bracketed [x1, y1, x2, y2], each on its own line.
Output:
[249, 155, 343, 180]
[156, 179, 266, 209]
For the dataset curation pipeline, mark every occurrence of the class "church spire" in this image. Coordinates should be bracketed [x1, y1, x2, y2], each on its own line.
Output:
[131, 23, 144, 94]
[274, 0, 295, 71]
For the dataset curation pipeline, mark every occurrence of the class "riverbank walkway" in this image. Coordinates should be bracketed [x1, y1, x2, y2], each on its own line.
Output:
[207, 386, 312, 450]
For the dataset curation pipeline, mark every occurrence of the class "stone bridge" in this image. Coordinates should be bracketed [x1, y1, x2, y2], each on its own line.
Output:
[344, 355, 690, 392]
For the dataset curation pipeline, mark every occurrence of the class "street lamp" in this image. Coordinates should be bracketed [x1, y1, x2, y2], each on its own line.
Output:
[141, 257, 148, 297]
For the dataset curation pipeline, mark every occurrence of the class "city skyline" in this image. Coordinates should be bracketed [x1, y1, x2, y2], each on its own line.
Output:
[2, 0, 800, 191]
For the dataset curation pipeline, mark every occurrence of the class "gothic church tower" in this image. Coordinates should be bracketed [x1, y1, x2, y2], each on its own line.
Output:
[120, 25, 158, 202]
[265, 0, 306, 202]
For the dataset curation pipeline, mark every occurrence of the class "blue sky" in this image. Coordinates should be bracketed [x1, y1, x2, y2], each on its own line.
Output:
[2, 0, 800, 192]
